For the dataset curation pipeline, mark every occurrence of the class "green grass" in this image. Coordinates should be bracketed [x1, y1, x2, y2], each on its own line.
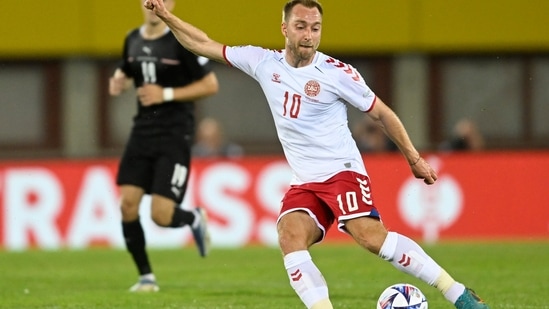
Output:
[0, 242, 547, 308]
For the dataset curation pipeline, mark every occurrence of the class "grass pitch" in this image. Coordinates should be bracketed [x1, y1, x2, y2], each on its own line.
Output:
[0, 241, 547, 308]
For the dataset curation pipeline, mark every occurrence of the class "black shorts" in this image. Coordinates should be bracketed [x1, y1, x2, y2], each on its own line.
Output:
[116, 131, 192, 203]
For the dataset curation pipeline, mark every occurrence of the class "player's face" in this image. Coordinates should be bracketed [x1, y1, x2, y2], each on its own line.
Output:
[282, 5, 322, 65]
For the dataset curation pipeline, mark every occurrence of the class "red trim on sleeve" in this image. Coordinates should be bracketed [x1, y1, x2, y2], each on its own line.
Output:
[364, 95, 377, 113]
[222, 45, 233, 67]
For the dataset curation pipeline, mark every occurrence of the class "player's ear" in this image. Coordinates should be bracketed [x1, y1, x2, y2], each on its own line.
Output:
[281, 22, 288, 37]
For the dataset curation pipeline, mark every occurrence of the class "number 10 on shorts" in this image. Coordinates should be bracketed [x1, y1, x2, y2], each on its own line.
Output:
[337, 177, 372, 214]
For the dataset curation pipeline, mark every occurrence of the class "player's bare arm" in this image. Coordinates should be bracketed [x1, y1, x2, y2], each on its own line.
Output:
[173, 71, 219, 101]
[368, 97, 437, 185]
[143, 0, 225, 63]
[138, 72, 219, 106]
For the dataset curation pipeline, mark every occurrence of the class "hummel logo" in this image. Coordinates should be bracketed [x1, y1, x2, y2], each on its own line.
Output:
[290, 269, 302, 281]
[398, 254, 411, 267]
[272, 73, 281, 83]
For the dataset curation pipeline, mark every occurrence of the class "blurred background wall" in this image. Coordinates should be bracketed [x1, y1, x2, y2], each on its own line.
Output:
[1, 0, 548, 158]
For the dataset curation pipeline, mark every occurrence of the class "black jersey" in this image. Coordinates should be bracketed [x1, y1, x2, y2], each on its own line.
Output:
[119, 26, 212, 136]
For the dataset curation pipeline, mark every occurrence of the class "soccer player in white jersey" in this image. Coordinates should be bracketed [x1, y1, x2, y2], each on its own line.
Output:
[143, 0, 490, 308]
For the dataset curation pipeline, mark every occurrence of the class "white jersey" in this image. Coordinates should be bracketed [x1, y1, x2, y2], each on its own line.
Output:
[223, 46, 377, 184]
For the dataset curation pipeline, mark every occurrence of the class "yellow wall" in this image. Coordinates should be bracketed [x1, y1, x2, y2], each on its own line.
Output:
[2, 0, 548, 58]
[417, 0, 549, 52]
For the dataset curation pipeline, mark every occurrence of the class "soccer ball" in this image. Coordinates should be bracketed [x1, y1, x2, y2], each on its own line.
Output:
[377, 283, 428, 309]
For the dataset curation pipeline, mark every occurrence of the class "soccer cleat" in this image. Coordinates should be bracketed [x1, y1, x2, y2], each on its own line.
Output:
[454, 288, 490, 309]
[128, 279, 159, 292]
[191, 207, 211, 257]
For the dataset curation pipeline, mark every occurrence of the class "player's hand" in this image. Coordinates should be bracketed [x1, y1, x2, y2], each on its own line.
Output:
[109, 70, 128, 96]
[410, 157, 438, 185]
[143, 0, 167, 18]
[137, 84, 164, 106]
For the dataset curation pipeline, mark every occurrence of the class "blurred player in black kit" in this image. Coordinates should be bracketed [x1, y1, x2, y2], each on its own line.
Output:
[109, 0, 219, 292]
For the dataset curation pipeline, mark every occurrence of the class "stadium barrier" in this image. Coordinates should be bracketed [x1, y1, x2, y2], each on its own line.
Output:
[0, 151, 547, 250]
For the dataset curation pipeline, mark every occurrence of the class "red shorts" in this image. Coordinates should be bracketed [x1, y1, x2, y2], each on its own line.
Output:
[278, 171, 380, 242]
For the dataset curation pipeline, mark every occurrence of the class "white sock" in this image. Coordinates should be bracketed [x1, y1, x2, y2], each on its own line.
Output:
[379, 231, 466, 304]
[140, 273, 156, 282]
[284, 250, 332, 309]
[379, 232, 441, 284]
[443, 280, 466, 303]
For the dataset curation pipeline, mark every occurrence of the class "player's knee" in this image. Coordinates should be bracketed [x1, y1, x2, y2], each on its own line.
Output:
[278, 215, 319, 254]
[278, 232, 309, 254]
[278, 225, 305, 252]
[120, 198, 139, 221]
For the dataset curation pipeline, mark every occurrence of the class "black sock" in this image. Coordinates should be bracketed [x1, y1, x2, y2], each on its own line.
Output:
[169, 208, 196, 227]
[122, 218, 152, 275]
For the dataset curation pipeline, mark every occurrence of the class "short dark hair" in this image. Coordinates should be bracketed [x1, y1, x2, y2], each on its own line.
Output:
[282, 0, 323, 22]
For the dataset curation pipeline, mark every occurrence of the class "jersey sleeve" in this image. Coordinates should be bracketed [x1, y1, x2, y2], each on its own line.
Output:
[179, 46, 213, 81]
[119, 32, 134, 78]
[331, 61, 376, 112]
[223, 45, 269, 80]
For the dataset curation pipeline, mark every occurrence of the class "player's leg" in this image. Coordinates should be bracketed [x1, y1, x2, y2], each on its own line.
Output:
[150, 194, 194, 227]
[149, 194, 210, 257]
[277, 188, 335, 309]
[345, 218, 489, 309]
[117, 134, 161, 292]
[345, 217, 449, 285]
[119, 184, 159, 292]
[151, 152, 210, 257]
[325, 171, 489, 309]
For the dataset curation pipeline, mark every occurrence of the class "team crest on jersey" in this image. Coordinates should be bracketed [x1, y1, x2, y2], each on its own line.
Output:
[304, 80, 321, 97]
[272, 73, 281, 83]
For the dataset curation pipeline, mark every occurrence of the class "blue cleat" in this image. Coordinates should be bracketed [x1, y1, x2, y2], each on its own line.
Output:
[455, 288, 490, 309]
[190, 207, 210, 257]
